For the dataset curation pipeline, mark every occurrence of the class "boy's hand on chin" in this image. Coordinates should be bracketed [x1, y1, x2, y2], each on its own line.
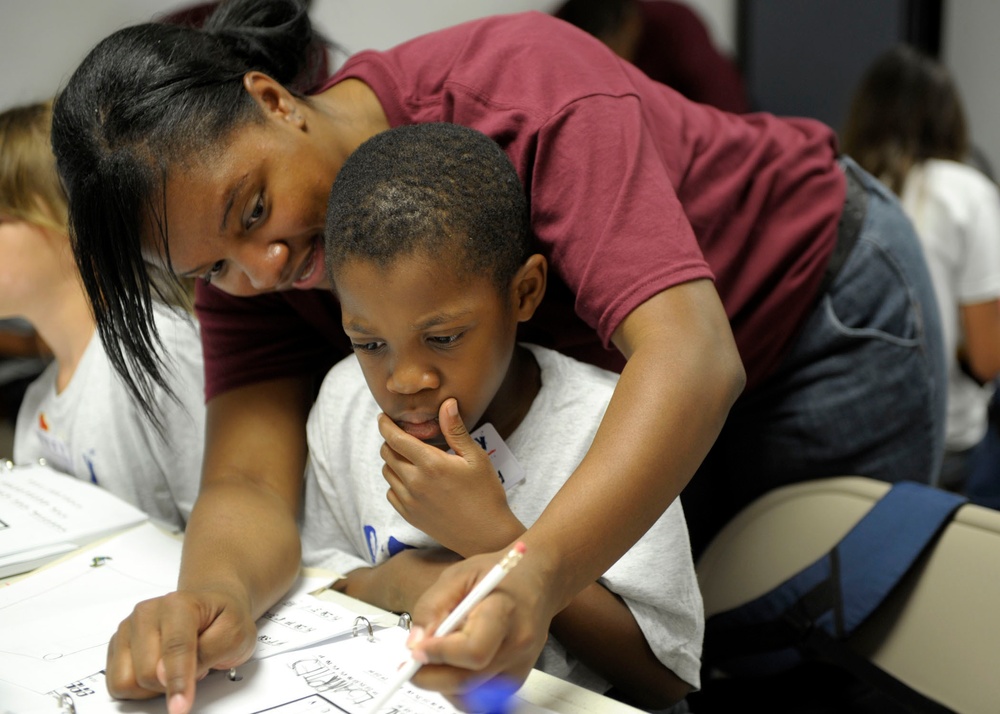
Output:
[377, 399, 525, 557]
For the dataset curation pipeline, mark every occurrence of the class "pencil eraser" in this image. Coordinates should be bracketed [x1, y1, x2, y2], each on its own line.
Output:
[513, 542, 526, 554]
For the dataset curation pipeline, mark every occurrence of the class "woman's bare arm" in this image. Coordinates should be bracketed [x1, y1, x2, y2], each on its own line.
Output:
[106, 375, 314, 714]
[961, 299, 1000, 383]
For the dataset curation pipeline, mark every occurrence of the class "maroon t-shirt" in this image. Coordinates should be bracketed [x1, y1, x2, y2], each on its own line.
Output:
[197, 11, 844, 401]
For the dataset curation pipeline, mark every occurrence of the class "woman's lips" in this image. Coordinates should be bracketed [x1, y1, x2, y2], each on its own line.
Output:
[293, 238, 326, 290]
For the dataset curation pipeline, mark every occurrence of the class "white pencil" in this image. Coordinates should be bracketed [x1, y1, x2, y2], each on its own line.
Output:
[367, 542, 527, 713]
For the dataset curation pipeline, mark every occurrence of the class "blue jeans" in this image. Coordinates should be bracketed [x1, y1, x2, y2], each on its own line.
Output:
[683, 158, 947, 557]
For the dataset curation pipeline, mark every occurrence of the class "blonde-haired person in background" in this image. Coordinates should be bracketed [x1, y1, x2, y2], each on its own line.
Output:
[843, 45, 1000, 493]
[0, 101, 205, 530]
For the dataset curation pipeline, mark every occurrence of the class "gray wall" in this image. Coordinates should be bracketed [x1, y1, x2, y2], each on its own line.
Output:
[0, 0, 994, 173]
[0, 1, 733, 106]
[740, 0, 912, 130]
[944, 1, 1000, 178]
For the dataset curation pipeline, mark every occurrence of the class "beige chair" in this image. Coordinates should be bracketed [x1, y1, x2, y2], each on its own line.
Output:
[696, 476, 1000, 714]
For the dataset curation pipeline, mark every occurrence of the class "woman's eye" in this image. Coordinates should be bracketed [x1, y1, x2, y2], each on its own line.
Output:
[351, 341, 385, 354]
[201, 260, 225, 284]
[246, 194, 265, 229]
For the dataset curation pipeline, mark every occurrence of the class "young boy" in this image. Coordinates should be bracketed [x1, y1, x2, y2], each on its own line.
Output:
[301, 123, 702, 709]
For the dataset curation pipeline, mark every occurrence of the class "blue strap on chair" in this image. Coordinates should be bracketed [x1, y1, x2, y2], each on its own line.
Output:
[703, 481, 966, 713]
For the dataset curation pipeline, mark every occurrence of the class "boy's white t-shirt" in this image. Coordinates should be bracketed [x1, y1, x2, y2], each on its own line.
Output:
[302, 343, 704, 691]
[901, 159, 1000, 450]
[13, 304, 205, 530]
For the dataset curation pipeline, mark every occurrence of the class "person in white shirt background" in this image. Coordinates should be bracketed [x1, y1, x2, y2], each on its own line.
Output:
[0, 101, 206, 530]
[843, 44, 1000, 493]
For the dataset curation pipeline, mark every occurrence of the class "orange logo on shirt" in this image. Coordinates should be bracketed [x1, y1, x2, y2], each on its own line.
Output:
[39, 413, 49, 431]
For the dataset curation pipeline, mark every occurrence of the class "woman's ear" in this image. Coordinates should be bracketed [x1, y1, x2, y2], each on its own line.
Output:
[243, 71, 304, 128]
[512, 253, 547, 322]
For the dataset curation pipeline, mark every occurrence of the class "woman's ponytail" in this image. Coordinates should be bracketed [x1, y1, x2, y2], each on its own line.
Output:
[203, 0, 330, 92]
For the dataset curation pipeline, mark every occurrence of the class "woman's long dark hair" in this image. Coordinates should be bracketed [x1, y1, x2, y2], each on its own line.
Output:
[841, 44, 969, 196]
[51, 0, 330, 422]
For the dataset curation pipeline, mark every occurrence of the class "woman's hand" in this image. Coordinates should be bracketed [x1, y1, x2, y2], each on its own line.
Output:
[378, 399, 525, 557]
[404, 548, 557, 709]
[105, 587, 257, 714]
[105, 377, 313, 714]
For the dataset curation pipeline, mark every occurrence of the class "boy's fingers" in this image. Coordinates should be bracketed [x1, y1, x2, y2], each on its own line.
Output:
[438, 399, 476, 459]
[377, 413, 431, 464]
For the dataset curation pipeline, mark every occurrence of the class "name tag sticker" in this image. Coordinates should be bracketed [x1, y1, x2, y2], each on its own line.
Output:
[455, 423, 526, 491]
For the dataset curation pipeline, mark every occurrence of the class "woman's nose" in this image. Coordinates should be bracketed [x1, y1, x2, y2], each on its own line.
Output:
[235, 242, 288, 293]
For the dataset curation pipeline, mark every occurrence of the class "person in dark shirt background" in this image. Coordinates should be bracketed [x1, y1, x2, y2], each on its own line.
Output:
[554, 0, 751, 113]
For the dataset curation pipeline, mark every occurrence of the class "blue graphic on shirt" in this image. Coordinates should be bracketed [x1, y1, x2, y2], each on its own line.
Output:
[387, 536, 416, 557]
[363, 525, 417, 563]
[83, 450, 99, 485]
[364, 525, 378, 563]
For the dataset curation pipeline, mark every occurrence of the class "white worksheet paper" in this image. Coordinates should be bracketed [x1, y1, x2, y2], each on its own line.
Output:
[0, 522, 352, 695]
[0, 523, 179, 693]
[53, 628, 555, 714]
[0, 464, 149, 578]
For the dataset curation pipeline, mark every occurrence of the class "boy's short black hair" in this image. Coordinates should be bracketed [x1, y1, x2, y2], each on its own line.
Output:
[324, 122, 531, 291]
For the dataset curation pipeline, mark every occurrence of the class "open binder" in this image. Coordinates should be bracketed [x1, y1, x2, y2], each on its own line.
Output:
[42, 614, 522, 714]
[0, 521, 360, 711]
